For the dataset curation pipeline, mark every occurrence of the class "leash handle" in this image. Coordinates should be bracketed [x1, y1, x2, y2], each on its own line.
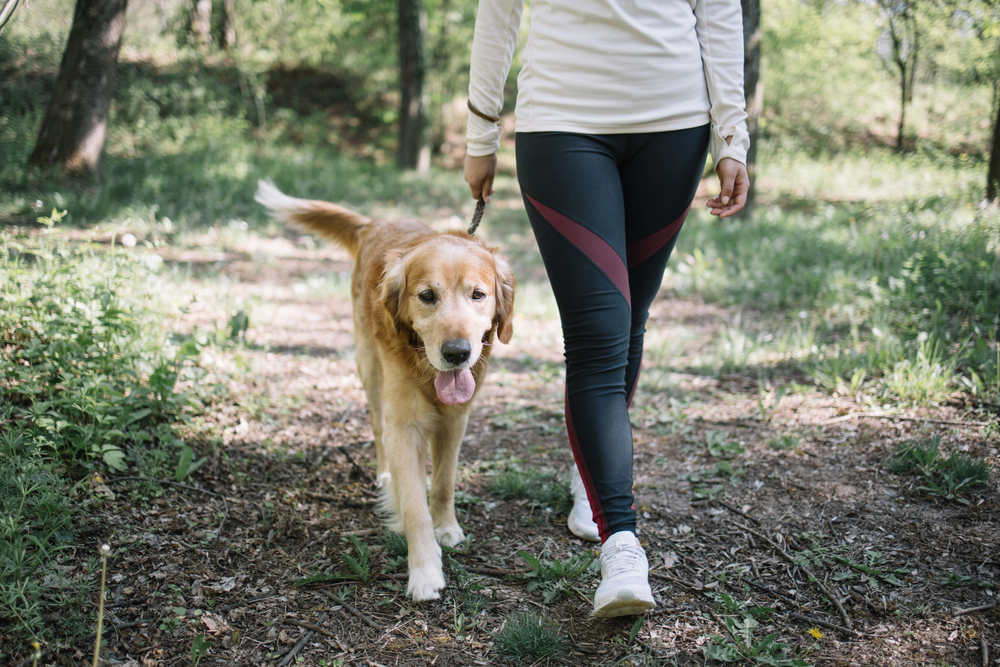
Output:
[468, 196, 486, 236]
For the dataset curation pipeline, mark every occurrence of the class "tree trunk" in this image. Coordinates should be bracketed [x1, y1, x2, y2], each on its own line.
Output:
[397, 0, 427, 171]
[190, 0, 211, 47]
[897, 59, 907, 151]
[987, 97, 1000, 201]
[27, 0, 128, 177]
[219, 0, 235, 49]
[738, 0, 761, 218]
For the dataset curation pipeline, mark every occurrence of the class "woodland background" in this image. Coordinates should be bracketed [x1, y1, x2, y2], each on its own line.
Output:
[1, 0, 1000, 665]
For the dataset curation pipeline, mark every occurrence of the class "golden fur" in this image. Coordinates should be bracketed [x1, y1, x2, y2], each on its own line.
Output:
[255, 181, 515, 601]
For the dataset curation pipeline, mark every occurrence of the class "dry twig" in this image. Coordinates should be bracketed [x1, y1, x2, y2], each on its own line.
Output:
[316, 588, 381, 630]
[284, 619, 338, 639]
[953, 601, 998, 618]
[715, 499, 762, 526]
[788, 612, 859, 638]
[278, 611, 327, 667]
[741, 525, 853, 631]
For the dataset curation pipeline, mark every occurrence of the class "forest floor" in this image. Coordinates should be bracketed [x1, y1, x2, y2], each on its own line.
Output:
[44, 197, 1000, 667]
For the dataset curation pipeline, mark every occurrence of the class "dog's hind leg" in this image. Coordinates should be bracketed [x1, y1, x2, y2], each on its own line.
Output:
[429, 410, 469, 548]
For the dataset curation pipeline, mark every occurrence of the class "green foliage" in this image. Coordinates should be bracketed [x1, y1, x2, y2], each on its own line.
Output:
[886, 436, 992, 503]
[494, 612, 565, 663]
[190, 633, 212, 667]
[487, 460, 571, 515]
[669, 169, 1000, 405]
[830, 551, 908, 587]
[1, 227, 197, 475]
[704, 611, 810, 666]
[0, 222, 216, 650]
[703, 430, 745, 459]
[518, 549, 598, 604]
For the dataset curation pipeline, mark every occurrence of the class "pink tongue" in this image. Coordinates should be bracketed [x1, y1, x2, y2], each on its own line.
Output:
[434, 368, 476, 405]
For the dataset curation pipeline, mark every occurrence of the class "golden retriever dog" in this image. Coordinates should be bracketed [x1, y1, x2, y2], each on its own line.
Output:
[255, 181, 515, 601]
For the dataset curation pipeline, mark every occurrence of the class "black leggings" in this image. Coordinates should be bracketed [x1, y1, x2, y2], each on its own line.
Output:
[516, 127, 709, 542]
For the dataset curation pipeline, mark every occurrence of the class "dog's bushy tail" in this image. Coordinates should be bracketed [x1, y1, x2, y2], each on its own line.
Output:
[255, 180, 369, 256]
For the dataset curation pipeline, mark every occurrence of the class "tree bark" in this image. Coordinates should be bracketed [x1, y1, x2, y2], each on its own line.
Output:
[219, 0, 235, 50]
[397, 0, 427, 171]
[738, 0, 761, 218]
[987, 96, 1000, 201]
[190, 0, 211, 48]
[27, 0, 128, 177]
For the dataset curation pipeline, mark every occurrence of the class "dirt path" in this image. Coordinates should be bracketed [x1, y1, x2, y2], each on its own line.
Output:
[78, 231, 999, 667]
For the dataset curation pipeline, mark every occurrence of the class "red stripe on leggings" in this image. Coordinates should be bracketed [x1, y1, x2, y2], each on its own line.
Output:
[625, 205, 691, 268]
[524, 192, 630, 309]
[565, 392, 609, 543]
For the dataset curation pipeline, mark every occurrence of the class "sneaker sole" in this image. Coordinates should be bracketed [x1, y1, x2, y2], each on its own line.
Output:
[567, 512, 600, 542]
[592, 589, 656, 617]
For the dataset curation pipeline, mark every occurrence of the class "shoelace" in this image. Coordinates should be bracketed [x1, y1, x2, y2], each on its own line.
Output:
[602, 544, 646, 578]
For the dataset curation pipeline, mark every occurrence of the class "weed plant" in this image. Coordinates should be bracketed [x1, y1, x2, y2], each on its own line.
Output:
[668, 164, 1000, 404]
[886, 436, 992, 503]
[494, 612, 565, 663]
[0, 221, 212, 652]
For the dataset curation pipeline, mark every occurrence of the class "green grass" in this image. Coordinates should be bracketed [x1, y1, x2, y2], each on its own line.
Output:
[659, 154, 1000, 405]
[886, 436, 992, 503]
[494, 612, 565, 663]
[0, 220, 215, 654]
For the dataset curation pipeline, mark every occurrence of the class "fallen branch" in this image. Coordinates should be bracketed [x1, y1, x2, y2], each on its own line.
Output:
[715, 499, 762, 526]
[339, 443, 375, 485]
[788, 612, 858, 638]
[741, 525, 853, 631]
[817, 413, 992, 427]
[953, 601, 998, 618]
[278, 611, 327, 667]
[284, 619, 338, 639]
[315, 588, 381, 630]
[981, 635, 989, 667]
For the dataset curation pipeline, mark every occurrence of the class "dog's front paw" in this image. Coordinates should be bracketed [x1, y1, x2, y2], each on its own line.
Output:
[435, 523, 466, 548]
[407, 566, 445, 602]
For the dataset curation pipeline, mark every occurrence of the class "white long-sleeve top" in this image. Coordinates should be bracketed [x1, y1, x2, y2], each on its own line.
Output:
[466, 0, 749, 169]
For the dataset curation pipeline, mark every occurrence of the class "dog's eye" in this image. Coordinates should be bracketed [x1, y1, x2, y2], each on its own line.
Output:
[418, 290, 436, 304]
[471, 290, 486, 301]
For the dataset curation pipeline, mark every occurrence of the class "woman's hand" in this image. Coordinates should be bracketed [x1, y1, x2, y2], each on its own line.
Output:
[464, 153, 498, 202]
[706, 157, 749, 218]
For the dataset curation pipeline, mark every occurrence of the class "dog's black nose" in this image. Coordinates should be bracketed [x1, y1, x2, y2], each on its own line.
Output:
[441, 339, 471, 366]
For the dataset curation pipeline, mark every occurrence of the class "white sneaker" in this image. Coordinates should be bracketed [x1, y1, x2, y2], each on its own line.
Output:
[593, 531, 656, 617]
[568, 464, 600, 542]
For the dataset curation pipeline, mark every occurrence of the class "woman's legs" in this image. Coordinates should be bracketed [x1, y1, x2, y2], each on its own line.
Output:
[515, 127, 709, 543]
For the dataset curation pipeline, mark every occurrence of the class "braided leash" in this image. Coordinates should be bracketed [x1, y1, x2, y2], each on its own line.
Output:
[468, 196, 486, 236]
[466, 100, 498, 236]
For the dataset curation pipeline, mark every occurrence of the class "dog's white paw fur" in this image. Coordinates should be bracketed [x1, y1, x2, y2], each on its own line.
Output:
[407, 566, 445, 601]
[435, 524, 465, 548]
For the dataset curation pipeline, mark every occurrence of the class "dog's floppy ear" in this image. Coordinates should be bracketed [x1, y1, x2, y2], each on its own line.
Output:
[492, 253, 516, 344]
[379, 249, 410, 335]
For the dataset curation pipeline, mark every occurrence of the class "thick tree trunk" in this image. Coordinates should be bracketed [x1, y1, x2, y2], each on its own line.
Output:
[897, 60, 907, 151]
[739, 0, 761, 218]
[190, 0, 211, 47]
[219, 0, 235, 49]
[28, 0, 127, 176]
[987, 97, 1000, 201]
[397, 0, 427, 171]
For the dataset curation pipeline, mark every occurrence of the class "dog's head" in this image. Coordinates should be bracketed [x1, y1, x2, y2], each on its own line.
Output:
[379, 235, 515, 404]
